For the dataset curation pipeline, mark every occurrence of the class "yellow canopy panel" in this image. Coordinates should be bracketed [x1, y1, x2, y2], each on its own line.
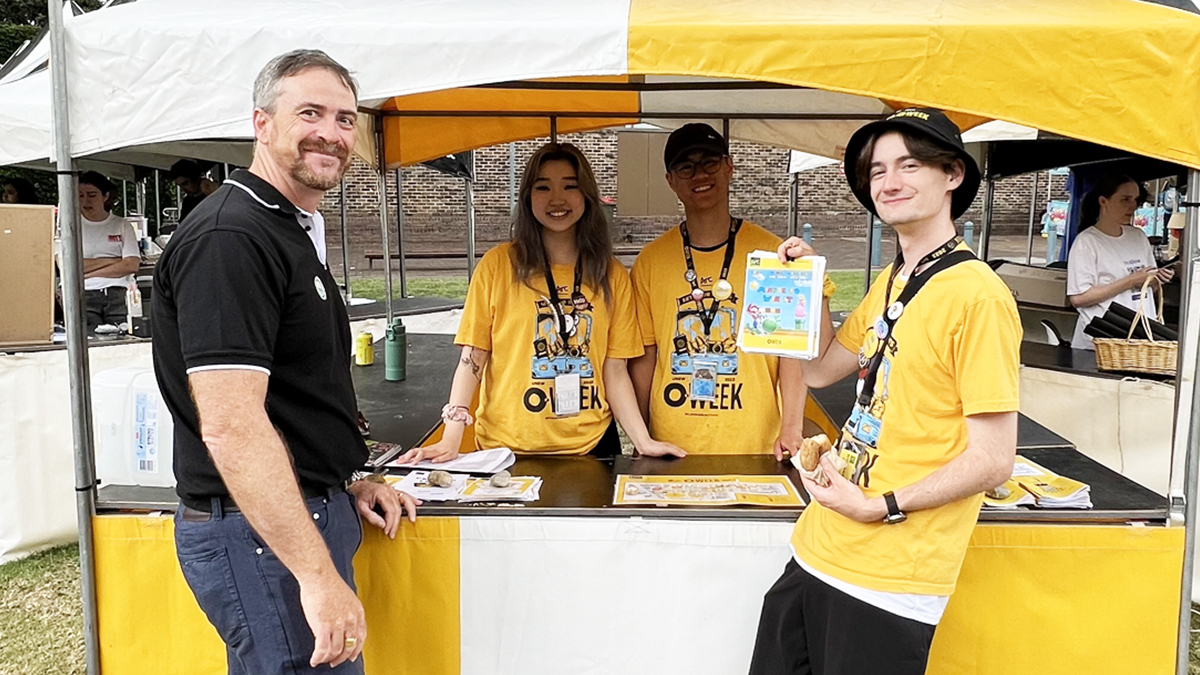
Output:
[628, 0, 1200, 169]
[372, 76, 989, 167]
[370, 0, 1200, 169]
[379, 77, 639, 167]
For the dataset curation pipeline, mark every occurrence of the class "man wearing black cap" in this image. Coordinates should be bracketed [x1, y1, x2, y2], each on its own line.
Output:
[749, 109, 1021, 674]
[166, 159, 219, 225]
[629, 123, 806, 458]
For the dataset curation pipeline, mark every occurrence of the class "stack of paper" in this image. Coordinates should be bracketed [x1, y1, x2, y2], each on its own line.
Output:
[386, 447, 515, 474]
[985, 455, 1092, 509]
[364, 440, 405, 468]
[736, 251, 826, 359]
[1019, 474, 1093, 509]
[458, 476, 543, 502]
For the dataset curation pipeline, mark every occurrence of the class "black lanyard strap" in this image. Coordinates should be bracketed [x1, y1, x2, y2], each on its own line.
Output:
[856, 244, 975, 409]
[681, 217, 742, 333]
[543, 263, 584, 343]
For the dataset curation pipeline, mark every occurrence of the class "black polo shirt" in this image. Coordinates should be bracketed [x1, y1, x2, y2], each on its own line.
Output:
[152, 169, 366, 504]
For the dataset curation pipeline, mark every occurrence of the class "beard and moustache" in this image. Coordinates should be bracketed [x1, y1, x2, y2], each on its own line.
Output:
[289, 139, 351, 191]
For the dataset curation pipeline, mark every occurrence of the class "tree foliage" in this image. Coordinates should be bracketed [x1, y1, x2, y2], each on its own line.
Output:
[0, 23, 39, 64]
[0, 0, 104, 28]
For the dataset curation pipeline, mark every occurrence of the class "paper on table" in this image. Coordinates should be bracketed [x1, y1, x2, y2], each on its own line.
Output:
[387, 447, 515, 474]
[390, 471, 469, 501]
[458, 476, 542, 502]
[1011, 456, 1053, 477]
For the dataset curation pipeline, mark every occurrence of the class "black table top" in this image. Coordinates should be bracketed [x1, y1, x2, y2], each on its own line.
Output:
[1021, 341, 1175, 383]
[96, 335, 1164, 523]
[98, 448, 1166, 524]
[352, 334, 457, 450]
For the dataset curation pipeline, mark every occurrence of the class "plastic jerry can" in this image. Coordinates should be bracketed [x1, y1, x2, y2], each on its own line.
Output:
[91, 366, 175, 488]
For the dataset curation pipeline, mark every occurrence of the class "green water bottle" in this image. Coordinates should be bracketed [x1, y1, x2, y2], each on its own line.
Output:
[385, 317, 407, 382]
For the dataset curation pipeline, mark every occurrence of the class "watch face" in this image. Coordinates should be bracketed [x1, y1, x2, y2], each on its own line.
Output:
[884, 512, 907, 524]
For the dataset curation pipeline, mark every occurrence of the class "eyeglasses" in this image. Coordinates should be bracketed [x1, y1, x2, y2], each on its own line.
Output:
[670, 155, 726, 179]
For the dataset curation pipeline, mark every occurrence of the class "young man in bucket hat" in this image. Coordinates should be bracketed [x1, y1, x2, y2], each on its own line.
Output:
[749, 109, 1022, 674]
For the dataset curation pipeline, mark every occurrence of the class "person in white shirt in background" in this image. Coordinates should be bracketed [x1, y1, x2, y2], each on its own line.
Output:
[1067, 174, 1174, 350]
[78, 170, 140, 332]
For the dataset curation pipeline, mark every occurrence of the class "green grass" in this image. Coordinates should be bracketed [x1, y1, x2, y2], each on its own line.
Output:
[0, 545, 83, 675]
[828, 269, 881, 313]
[350, 276, 470, 302]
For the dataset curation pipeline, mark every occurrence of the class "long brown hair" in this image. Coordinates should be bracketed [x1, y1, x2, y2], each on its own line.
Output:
[510, 142, 613, 303]
[1078, 174, 1137, 233]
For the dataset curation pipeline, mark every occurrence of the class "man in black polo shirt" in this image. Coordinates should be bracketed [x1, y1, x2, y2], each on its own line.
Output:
[153, 50, 418, 674]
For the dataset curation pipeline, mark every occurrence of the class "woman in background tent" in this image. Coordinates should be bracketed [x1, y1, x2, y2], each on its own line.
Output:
[1067, 174, 1174, 350]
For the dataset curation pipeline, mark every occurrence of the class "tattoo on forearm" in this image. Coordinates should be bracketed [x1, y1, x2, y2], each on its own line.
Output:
[461, 353, 482, 380]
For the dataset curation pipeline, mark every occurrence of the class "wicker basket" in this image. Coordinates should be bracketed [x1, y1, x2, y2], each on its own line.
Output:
[1093, 278, 1177, 376]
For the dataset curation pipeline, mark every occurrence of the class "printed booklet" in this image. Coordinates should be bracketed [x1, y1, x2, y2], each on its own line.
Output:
[737, 251, 826, 359]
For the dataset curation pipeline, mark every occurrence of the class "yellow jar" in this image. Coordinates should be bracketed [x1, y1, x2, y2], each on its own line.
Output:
[355, 331, 375, 366]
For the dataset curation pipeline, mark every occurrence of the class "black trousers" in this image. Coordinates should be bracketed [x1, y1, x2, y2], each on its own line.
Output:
[749, 559, 937, 675]
[84, 287, 127, 331]
[587, 420, 623, 458]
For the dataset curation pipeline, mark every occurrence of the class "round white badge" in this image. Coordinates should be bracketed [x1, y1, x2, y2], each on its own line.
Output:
[887, 301, 904, 321]
[314, 276, 327, 301]
[874, 317, 889, 339]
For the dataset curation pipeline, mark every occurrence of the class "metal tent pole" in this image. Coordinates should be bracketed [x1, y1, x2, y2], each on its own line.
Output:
[787, 172, 799, 239]
[1026, 171, 1040, 264]
[465, 150, 477, 281]
[374, 116, 394, 325]
[154, 169, 161, 238]
[1174, 169, 1200, 675]
[339, 177, 351, 300]
[863, 211, 873, 294]
[395, 168, 407, 298]
[978, 144, 993, 261]
[48, 1, 99, 673]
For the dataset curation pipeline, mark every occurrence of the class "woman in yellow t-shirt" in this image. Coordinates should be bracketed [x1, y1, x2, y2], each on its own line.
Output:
[398, 143, 685, 461]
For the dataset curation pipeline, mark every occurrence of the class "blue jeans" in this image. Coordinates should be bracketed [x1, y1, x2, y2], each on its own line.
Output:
[174, 490, 364, 675]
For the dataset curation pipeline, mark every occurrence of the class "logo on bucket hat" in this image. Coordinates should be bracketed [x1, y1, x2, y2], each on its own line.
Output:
[842, 108, 982, 221]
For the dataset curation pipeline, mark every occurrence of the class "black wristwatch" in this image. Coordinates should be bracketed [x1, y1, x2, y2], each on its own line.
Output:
[882, 491, 906, 524]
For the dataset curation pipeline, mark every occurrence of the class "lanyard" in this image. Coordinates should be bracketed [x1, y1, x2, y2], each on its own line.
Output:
[856, 238, 973, 410]
[543, 263, 585, 343]
[680, 217, 742, 333]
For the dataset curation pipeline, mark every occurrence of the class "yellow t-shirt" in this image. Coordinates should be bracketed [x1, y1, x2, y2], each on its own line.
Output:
[631, 221, 783, 454]
[791, 250, 1022, 595]
[455, 243, 643, 454]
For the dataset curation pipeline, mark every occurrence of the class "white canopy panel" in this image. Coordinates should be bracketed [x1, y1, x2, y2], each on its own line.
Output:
[62, 0, 633, 158]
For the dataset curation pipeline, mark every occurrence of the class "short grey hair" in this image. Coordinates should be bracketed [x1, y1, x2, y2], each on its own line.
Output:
[253, 49, 358, 114]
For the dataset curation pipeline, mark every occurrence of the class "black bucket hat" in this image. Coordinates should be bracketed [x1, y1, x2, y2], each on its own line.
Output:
[842, 108, 981, 220]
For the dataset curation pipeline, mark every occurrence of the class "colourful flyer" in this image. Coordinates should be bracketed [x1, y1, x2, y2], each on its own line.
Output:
[737, 251, 825, 359]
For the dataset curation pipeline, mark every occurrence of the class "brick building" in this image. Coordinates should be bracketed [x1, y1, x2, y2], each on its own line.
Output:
[321, 129, 1067, 274]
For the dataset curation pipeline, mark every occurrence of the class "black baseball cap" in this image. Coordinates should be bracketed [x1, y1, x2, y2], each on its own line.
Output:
[166, 159, 202, 182]
[842, 108, 981, 220]
[663, 123, 729, 171]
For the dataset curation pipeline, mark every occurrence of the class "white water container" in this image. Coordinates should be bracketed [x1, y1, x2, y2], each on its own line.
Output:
[91, 366, 175, 488]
